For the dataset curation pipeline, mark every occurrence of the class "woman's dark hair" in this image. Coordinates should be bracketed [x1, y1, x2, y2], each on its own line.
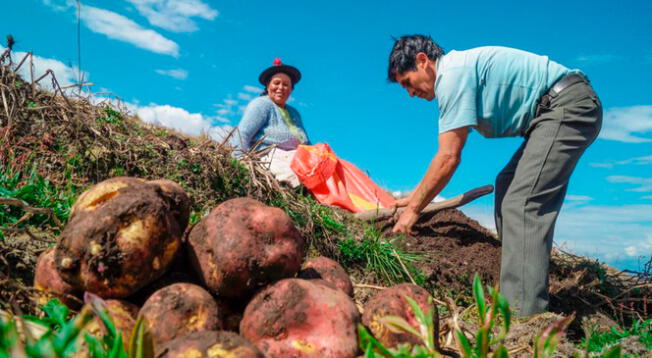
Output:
[387, 35, 444, 82]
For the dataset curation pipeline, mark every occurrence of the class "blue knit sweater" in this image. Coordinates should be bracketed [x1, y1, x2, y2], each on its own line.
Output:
[231, 96, 310, 153]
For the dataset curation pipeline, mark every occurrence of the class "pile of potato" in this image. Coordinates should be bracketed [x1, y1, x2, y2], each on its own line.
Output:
[34, 176, 436, 357]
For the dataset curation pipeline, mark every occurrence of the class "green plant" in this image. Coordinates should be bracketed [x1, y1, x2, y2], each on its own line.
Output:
[455, 274, 512, 357]
[1, 297, 154, 358]
[0, 162, 77, 235]
[581, 318, 652, 355]
[338, 225, 424, 284]
[358, 296, 442, 357]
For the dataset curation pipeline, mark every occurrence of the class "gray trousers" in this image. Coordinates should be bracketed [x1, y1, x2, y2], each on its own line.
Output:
[495, 80, 602, 316]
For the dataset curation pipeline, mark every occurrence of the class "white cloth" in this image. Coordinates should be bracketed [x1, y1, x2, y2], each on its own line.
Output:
[264, 148, 301, 188]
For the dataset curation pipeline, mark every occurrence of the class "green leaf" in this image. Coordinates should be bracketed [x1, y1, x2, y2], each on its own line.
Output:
[492, 345, 509, 358]
[41, 298, 71, 329]
[473, 273, 486, 324]
[379, 315, 422, 338]
[456, 330, 473, 358]
[128, 316, 154, 358]
[358, 324, 393, 356]
[602, 345, 622, 358]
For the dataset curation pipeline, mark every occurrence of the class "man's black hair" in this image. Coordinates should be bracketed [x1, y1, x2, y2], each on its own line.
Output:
[387, 35, 444, 82]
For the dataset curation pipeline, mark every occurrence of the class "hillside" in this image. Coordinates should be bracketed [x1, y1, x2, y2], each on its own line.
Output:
[2, 49, 652, 356]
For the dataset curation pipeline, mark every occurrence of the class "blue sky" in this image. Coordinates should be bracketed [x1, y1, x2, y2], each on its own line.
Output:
[2, 0, 651, 271]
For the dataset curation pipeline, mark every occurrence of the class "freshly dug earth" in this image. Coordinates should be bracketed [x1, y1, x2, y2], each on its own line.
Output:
[187, 197, 306, 299]
[381, 208, 501, 293]
[139, 283, 223, 348]
[240, 278, 360, 358]
[55, 177, 188, 298]
[298, 256, 354, 297]
[362, 283, 436, 348]
[157, 330, 263, 358]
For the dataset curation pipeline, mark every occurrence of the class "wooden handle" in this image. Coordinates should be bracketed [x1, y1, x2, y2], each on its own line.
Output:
[354, 184, 494, 221]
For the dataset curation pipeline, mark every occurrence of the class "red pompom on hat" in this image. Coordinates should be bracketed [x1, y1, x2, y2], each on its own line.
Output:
[259, 57, 301, 86]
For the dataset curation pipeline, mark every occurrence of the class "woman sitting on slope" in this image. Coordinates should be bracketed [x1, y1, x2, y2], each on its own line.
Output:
[231, 58, 310, 187]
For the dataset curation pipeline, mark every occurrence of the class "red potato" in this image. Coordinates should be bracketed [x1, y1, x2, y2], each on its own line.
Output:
[240, 278, 360, 358]
[187, 197, 306, 299]
[55, 177, 188, 298]
[362, 283, 437, 348]
[157, 331, 263, 358]
[139, 283, 223, 348]
[33, 247, 82, 308]
[70, 299, 139, 357]
[298, 256, 354, 297]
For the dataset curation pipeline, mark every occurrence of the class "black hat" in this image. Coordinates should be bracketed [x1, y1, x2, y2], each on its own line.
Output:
[258, 58, 301, 86]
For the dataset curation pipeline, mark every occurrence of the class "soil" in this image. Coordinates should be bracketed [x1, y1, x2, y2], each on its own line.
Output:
[380, 208, 501, 296]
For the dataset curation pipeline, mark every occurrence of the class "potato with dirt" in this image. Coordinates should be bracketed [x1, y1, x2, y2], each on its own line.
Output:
[187, 197, 306, 298]
[240, 278, 360, 358]
[157, 330, 263, 358]
[298, 256, 354, 297]
[34, 247, 82, 308]
[54, 177, 189, 298]
[71, 299, 139, 357]
[362, 283, 438, 348]
[139, 283, 223, 348]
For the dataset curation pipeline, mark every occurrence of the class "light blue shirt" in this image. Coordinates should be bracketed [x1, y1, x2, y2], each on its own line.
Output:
[435, 46, 573, 137]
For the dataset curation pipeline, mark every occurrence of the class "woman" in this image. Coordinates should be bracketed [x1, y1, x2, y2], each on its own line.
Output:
[232, 58, 310, 186]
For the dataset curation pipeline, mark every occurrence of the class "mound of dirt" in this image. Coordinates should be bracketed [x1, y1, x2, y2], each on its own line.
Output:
[385, 208, 501, 295]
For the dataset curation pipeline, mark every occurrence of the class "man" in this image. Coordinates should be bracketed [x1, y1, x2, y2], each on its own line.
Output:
[387, 35, 602, 316]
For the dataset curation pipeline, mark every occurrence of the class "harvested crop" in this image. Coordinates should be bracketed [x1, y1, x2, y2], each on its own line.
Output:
[71, 299, 138, 357]
[187, 197, 306, 298]
[55, 177, 188, 297]
[157, 330, 263, 358]
[139, 283, 223, 348]
[362, 283, 436, 348]
[240, 278, 360, 358]
[298, 256, 354, 297]
[33, 247, 81, 308]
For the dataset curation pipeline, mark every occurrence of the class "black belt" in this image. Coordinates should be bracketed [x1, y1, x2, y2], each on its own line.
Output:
[548, 73, 588, 97]
[537, 74, 588, 113]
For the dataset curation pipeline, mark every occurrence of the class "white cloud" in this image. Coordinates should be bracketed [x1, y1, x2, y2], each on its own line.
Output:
[81, 5, 179, 57]
[574, 54, 621, 64]
[0, 45, 86, 89]
[555, 203, 652, 270]
[643, 195, 652, 200]
[606, 175, 652, 192]
[155, 68, 188, 80]
[590, 154, 652, 169]
[237, 93, 253, 101]
[125, 0, 218, 32]
[244, 85, 263, 94]
[565, 195, 593, 202]
[136, 104, 231, 141]
[600, 106, 652, 143]
[42, 1, 180, 57]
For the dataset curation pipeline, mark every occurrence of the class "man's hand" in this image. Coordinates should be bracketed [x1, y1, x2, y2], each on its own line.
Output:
[391, 207, 420, 235]
[392, 196, 411, 208]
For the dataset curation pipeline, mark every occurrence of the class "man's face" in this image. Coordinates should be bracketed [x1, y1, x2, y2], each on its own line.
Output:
[395, 54, 436, 101]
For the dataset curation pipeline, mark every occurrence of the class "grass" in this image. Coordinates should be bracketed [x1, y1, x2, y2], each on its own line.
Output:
[0, 161, 78, 238]
[339, 225, 425, 285]
[582, 318, 652, 356]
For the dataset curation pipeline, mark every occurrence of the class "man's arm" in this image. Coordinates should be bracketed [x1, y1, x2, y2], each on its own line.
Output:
[392, 126, 469, 234]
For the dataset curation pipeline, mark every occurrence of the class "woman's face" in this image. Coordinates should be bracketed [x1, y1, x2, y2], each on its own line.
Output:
[267, 73, 293, 106]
